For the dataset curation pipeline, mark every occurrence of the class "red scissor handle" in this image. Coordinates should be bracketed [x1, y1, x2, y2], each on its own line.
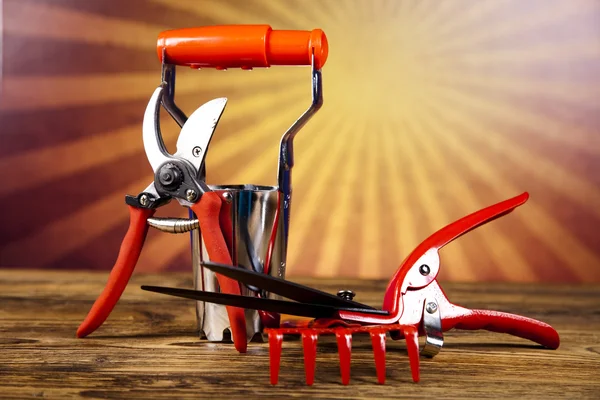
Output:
[383, 192, 530, 317]
[190, 192, 248, 352]
[77, 206, 154, 338]
[77, 194, 248, 353]
[157, 25, 328, 70]
[442, 308, 560, 349]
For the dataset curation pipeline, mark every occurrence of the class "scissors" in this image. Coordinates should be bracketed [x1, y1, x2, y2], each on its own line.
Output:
[76, 84, 249, 353]
[142, 192, 560, 384]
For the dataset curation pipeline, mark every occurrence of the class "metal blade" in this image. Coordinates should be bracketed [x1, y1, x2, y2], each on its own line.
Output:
[142, 87, 171, 172]
[141, 286, 388, 318]
[174, 97, 227, 173]
[201, 261, 376, 310]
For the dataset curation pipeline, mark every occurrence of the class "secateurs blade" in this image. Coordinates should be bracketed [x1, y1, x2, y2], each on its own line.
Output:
[142, 192, 560, 385]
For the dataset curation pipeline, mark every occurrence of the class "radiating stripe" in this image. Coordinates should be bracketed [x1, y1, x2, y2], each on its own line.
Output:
[0, 151, 148, 244]
[414, 107, 537, 282]
[0, 177, 149, 267]
[1, 0, 598, 282]
[0, 67, 308, 111]
[374, 123, 404, 275]
[432, 62, 600, 105]
[0, 123, 142, 197]
[400, 117, 477, 282]
[428, 85, 600, 221]
[423, 98, 600, 282]
[0, 98, 311, 265]
[0, 81, 307, 197]
[432, 0, 600, 54]
[378, 123, 418, 264]
[257, 1, 324, 29]
[425, 101, 600, 255]
[357, 119, 383, 278]
[428, 0, 517, 41]
[287, 118, 355, 276]
[40, 0, 213, 27]
[2, 34, 158, 76]
[151, 0, 277, 26]
[313, 121, 367, 278]
[0, 99, 146, 156]
[283, 115, 347, 277]
[428, 84, 600, 155]
[4, 1, 165, 50]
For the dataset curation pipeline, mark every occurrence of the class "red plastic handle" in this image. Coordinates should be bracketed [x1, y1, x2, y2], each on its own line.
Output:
[190, 192, 248, 353]
[76, 206, 155, 338]
[157, 25, 328, 70]
[442, 309, 560, 349]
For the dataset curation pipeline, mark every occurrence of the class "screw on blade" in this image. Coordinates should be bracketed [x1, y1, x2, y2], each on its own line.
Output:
[301, 330, 319, 385]
[335, 329, 353, 385]
[403, 326, 420, 382]
[370, 329, 387, 384]
[268, 330, 283, 385]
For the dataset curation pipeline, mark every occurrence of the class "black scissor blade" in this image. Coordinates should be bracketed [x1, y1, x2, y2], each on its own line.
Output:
[201, 261, 376, 310]
[142, 286, 337, 318]
[140, 286, 388, 319]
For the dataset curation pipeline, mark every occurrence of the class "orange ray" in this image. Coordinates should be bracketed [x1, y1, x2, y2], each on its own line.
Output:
[286, 117, 354, 276]
[427, 84, 600, 221]
[400, 115, 477, 282]
[431, 0, 600, 54]
[413, 105, 537, 282]
[0, 177, 150, 267]
[313, 119, 367, 278]
[0, 81, 306, 197]
[419, 95, 600, 282]
[0, 66, 307, 112]
[4, 1, 164, 50]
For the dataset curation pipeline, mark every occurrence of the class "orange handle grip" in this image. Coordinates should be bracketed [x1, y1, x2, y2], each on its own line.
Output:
[157, 25, 328, 70]
[190, 192, 248, 353]
[76, 206, 155, 338]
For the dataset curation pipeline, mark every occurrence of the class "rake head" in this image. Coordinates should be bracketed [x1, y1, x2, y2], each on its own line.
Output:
[266, 296, 444, 386]
[266, 323, 426, 385]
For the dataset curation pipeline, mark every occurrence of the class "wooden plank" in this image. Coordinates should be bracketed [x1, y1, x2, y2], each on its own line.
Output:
[0, 269, 598, 399]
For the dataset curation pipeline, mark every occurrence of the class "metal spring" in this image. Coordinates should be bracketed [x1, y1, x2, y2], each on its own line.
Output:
[147, 217, 199, 234]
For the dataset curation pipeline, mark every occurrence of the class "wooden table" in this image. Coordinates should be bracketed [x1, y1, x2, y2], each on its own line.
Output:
[0, 270, 598, 399]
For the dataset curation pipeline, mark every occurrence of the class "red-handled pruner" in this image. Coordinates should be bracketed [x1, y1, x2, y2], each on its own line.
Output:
[76, 84, 248, 353]
[142, 192, 560, 384]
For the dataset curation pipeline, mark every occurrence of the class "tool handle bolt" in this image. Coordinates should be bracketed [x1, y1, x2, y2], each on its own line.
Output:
[337, 290, 356, 301]
[158, 163, 183, 190]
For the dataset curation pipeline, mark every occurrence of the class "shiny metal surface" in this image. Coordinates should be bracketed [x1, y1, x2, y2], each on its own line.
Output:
[160, 58, 187, 128]
[147, 217, 199, 234]
[421, 298, 444, 358]
[193, 184, 286, 342]
[143, 84, 226, 178]
[277, 55, 323, 243]
[173, 96, 227, 172]
[142, 87, 170, 172]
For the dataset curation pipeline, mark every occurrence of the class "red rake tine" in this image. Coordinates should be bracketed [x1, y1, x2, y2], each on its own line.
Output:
[370, 329, 387, 384]
[301, 330, 319, 385]
[335, 328, 353, 385]
[268, 330, 283, 385]
[403, 326, 421, 383]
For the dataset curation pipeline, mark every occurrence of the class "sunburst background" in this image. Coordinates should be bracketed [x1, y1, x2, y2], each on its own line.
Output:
[1, 0, 599, 283]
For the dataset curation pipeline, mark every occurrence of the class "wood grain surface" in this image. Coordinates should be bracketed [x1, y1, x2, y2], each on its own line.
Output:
[0, 269, 598, 399]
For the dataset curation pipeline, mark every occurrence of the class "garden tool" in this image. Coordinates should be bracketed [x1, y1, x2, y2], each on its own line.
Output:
[76, 25, 328, 352]
[142, 192, 560, 384]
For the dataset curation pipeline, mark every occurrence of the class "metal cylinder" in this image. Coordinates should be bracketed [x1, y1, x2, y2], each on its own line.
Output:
[191, 184, 287, 342]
